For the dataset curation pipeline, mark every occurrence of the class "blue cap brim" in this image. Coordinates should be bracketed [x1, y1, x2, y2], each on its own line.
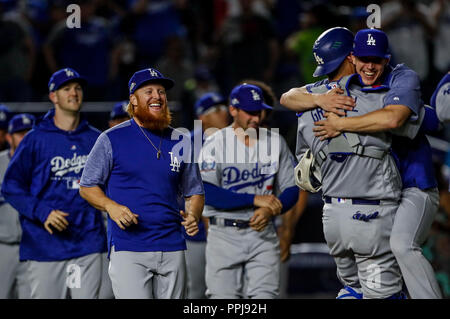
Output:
[237, 102, 273, 112]
[52, 77, 87, 91]
[132, 78, 174, 93]
[352, 52, 391, 59]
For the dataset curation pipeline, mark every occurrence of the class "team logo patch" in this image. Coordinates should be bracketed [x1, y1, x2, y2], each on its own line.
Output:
[251, 89, 261, 101]
[49, 83, 55, 91]
[65, 68, 75, 77]
[231, 98, 239, 105]
[130, 82, 136, 93]
[212, 94, 221, 102]
[149, 68, 158, 77]
[313, 52, 324, 65]
[169, 152, 180, 172]
[71, 145, 77, 150]
[366, 34, 376, 46]
[22, 115, 31, 125]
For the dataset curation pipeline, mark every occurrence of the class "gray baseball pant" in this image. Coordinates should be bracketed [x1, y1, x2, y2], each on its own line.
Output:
[185, 240, 207, 299]
[99, 252, 114, 299]
[108, 246, 187, 299]
[390, 187, 442, 299]
[0, 243, 31, 298]
[322, 200, 403, 299]
[205, 224, 280, 299]
[27, 252, 102, 299]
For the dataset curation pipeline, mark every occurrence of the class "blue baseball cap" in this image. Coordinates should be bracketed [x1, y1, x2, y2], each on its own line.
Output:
[353, 29, 391, 59]
[128, 68, 174, 94]
[110, 101, 129, 119]
[0, 104, 11, 130]
[229, 84, 272, 112]
[48, 67, 87, 92]
[8, 113, 35, 134]
[312, 27, 354, 77]
[194, 92, 227, 117]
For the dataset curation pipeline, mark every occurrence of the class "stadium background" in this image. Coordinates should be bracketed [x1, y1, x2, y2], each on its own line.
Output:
[1, 0, 449, 298]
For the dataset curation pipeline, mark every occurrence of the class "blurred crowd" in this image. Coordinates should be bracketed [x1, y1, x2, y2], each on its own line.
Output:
[0, 0, 449, 297]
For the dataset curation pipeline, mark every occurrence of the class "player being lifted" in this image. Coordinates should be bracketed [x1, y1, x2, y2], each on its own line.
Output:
[281, 28, 442, 299]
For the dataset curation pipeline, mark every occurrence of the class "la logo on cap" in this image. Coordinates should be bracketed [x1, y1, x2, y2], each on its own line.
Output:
[367, 34, 376, 46]
[314, 52, 324, 65]
[251, 90, 260, 101]
[65, 68, 74, 77]
[149, 68, 158, 77]
[22, 115, 31, 124]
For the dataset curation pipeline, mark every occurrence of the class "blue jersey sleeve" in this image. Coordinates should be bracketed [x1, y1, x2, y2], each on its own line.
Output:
[278, 186, 299, 214]
[203, 182, 254, 210]
[181, 162, 205, 197]
[1, 133, 53, 224]
[385, 66, 422, 116]
[79, 133, 113, 188]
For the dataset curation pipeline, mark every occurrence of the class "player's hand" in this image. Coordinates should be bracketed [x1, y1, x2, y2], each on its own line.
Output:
[315, 88, 355, 116]
[313, 112, 342, 140]
[105, 202, 139, 230]
[181, 210, 199, 237]
[44, 210, 69, 234]
[249, 207, 273, 232]
[253, 195, 282, 216]
[277, 225, 294, 262]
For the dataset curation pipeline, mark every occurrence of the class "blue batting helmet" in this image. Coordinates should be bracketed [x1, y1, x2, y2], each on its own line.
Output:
[312, 27, 354, 78]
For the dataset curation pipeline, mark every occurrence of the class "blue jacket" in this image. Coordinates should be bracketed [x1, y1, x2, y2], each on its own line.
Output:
[1, 109, 107, 261]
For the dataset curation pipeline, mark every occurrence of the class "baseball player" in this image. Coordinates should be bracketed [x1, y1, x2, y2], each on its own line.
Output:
[0, 104, 12, 152]
[182, 92, 230, 299]
[109, 101, 131, 128]
[1, 68, 107, 299]
[198, 83, 299, 299]
[96, 101, 133, 299]
[282, 28, 443, 298]
[79, 67, 205, 299]
[431, 71, 450, 123]
[0, 114, 35, 299]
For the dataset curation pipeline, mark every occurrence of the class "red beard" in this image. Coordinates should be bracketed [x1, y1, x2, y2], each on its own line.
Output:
[133, 103, 172, 131]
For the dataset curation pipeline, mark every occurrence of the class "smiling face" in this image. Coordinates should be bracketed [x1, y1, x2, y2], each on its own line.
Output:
[129, 82, 171, 130]
[229, 106, 262, 131]
[50, 81, 83, 114]
[351, 55, 389, 86]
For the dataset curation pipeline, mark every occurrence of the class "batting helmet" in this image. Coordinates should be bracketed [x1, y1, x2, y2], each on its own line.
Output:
[312, 27, 354, 78]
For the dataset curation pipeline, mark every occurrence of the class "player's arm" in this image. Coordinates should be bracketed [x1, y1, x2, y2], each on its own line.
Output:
[280, 86, 355, 115]
[314, 68, 423, 139]
[203, 182, 282, 214]
[78, 133, 137, 230]
[1, 134, 55, 225]
[181, 194, 205, 236]
[278, 190, 308, 262]
[313, 104, 412, 139]
[79, 185, 138, 230]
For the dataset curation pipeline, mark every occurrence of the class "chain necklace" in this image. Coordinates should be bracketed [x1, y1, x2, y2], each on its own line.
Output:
[138, 125, 163, 159]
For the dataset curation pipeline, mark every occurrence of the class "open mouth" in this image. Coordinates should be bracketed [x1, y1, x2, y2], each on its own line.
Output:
[149, 103, 162, 111]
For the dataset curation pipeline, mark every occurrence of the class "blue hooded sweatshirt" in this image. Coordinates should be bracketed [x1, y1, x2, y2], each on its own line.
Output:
[1, 109, 107, 261]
